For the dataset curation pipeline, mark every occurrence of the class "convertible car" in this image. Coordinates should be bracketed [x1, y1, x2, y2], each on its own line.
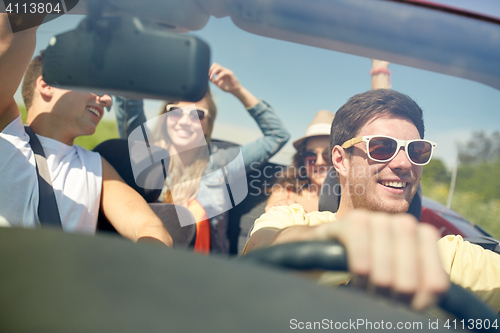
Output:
[1, 0, 499, 332]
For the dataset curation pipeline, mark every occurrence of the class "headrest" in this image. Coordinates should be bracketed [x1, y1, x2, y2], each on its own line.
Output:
[93, 139, 195, 247]
[93, 139, 165, 203]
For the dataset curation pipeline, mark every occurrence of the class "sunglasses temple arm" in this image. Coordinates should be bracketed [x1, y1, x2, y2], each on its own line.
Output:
[341, 137, 363, 149]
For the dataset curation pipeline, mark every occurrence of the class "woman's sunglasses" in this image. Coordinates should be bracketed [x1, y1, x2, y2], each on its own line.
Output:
[166, 105, 209, 122]
[341, 135, 437, 166]
[302, 150, 332, 166]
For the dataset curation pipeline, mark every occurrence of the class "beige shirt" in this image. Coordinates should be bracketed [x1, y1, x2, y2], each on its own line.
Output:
[246, 204, 500, 311]
[438, 234, 500, 311]
[249, 204, 336, 234]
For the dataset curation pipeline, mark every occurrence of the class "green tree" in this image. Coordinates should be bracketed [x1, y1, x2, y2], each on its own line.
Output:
[456, 159, 500, 201]
[454, 131, 500, 201]
[459, 130, 500, 164]
[421, 134, 500, 239]
[19, 105, 27, 123]
[421, 158, 450, 185]
[74, 121, 119, 150]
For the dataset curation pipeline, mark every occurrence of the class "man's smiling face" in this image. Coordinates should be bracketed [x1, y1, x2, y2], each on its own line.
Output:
[343, 115, 422, 214]
[32, 85, 112, 145]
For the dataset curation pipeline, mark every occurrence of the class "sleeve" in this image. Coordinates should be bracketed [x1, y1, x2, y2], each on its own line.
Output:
[240, 100, 290, 170]
[249, 204, 334, 236]
[438, 235, 500, 312]
[111, 96, 147, 139]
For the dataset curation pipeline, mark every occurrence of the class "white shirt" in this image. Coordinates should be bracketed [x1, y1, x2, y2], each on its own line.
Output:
[0, 116, 102, 233]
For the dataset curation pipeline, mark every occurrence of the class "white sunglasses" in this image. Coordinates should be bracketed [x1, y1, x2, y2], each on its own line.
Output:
[341, 135, 437, 166]
[166, 105, 209, 122]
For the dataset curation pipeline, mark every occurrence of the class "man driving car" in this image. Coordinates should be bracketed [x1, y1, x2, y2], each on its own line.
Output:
[245, 89, 500, 311]
[0, 14, 172, 246]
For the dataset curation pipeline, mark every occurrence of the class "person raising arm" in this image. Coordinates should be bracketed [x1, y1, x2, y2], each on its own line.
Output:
[113, 63, 290, 254]
[0, 13, 172, 246]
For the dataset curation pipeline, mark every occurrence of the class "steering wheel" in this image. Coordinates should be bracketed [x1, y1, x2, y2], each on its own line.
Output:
[240, 241, 499, 333]
[1, 228, 496, 332]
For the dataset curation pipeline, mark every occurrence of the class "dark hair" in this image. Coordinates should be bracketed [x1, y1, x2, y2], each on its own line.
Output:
[22, 50, 46, 111]
[330, 89, 425, 153]
[275, 139, 311, 193]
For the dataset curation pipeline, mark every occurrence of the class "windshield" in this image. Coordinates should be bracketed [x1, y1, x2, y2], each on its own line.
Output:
[14, 7, 500, 241]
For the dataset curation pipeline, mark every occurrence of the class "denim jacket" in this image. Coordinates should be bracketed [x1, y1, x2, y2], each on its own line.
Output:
[112, 96, 290, 254]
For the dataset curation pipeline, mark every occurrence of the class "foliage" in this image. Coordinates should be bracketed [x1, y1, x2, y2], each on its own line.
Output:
[423, 183, 500, 240]
[421, 159, 450, 187]
[74, 121, 119, 150]
[455, 159, 500, 202]
[459, 130, 500, 164]
[422, 156, 500, 239]
[19, 104, 27, 123]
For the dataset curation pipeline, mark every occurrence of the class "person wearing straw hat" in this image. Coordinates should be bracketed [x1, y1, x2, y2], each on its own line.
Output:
[264, 59, 389, 213]
[245, 89, 500, 312]
[265, 110, 335, 213]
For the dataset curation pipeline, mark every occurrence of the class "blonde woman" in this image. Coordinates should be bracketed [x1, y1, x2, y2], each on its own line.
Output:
[113, 63, 290, 254]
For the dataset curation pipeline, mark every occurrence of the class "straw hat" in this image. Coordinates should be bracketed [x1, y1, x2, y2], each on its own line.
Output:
[293, 110, 335, 149]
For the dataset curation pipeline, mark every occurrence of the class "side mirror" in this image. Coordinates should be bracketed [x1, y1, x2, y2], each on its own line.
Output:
[43, 16, 210, 101]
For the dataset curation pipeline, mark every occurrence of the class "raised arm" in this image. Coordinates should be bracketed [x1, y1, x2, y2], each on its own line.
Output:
[100, 157, 173, 246]
[371, 59, 391, 90]
[0, 13, 43, 132]
[209, 62, 259, 108]
[209, 63, 290, 169]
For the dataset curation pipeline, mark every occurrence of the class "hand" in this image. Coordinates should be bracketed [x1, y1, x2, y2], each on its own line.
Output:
[372, 59, 390, 69]
[313, 210, 450, 311]
[371, 59, 391, 89]
[209, 63, 242, 93]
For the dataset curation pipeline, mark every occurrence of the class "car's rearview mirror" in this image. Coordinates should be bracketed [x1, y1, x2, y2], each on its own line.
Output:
[43, 16, 210, 101]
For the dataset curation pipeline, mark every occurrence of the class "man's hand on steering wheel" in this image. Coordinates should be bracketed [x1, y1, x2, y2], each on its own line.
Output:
[312, 210, 450, 311]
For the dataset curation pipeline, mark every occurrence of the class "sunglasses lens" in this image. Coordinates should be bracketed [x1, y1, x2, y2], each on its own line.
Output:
[408, 141, 432, 164]
[368, 137, 398, 161]
[167, 107, 206, 123]
[167, 107, 183, 120]
[303, 151, 331, 166]
[303, 152, 317, 166]
[194, 110, 206, 121]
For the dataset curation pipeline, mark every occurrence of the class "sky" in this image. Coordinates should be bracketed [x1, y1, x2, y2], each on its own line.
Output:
[15, 8, 500, 169]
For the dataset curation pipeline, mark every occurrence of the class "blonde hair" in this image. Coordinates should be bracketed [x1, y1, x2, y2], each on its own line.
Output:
[153, 89, 217, 206]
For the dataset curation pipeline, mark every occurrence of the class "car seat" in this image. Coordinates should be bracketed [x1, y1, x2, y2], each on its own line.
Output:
[226, 162, 284, 255]
[207, 139, 284, 255]
[93, 139, 196, 248]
